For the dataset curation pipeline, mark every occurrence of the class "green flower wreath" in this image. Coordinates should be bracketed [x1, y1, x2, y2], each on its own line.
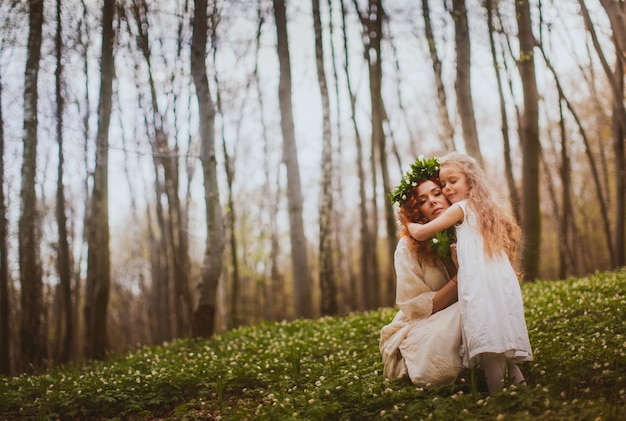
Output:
[389, 155, 441, 206]
[390, 155, 457, 260]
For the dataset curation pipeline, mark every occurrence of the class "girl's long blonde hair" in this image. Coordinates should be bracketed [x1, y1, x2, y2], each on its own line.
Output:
[440, 152, 521, 264]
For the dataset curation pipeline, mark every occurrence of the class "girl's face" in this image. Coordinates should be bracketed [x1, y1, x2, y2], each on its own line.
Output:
[439, 164, 469, 203]
[416, 180, 450, 221]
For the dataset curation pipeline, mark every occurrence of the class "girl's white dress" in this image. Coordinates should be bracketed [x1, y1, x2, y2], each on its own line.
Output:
[454, 200, 533, 367]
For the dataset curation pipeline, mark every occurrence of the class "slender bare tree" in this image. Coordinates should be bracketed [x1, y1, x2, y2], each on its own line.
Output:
[452, 0, 482, 166]
[19, 0, 45, 371]
[326, 0, 352, 314]
[251, 0, 286, 322]
[127, 0, 192, 337]
[55, 0, 73, 363]
[516, 0, 541, 280]
[595, 0, 626, 267]
[422, 0, 455, 151]
[273, 0, 313, 318]
[191, 0, 224, 337]
[353, 0, 395, 307]
[84, 0, 115, 359]
[485, 0, 519, 222]
[0, 70, 9, 375]
[313, 0, 337, 315]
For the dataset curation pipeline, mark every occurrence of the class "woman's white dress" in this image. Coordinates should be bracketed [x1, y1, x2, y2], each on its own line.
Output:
[380, 237, 463, 387]
[454, 200, 533, 367]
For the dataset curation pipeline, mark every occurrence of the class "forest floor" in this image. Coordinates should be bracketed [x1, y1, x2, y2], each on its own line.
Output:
[1, 269, 625, 420]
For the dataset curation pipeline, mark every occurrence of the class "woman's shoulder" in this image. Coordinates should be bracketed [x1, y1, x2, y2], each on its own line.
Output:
[395, 237, 438, 268]
[394, 237, 414, 257]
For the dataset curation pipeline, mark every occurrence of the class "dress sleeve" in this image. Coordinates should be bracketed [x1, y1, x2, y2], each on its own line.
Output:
[394, 245, 436, 321]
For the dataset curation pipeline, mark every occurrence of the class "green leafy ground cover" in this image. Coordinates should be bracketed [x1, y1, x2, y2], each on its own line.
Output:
[1, 269, 625, 420]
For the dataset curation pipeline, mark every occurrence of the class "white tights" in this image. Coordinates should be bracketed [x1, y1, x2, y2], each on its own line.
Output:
[481, 352, 526, 394]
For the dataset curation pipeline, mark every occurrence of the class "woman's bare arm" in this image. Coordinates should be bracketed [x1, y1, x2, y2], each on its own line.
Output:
[431, 276, 457, 313]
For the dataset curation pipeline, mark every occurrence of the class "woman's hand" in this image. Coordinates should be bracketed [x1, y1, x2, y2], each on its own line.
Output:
[450, 243, 458, 269]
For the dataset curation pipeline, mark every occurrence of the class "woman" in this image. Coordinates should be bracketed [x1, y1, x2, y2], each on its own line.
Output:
[380, 157, 463, 387]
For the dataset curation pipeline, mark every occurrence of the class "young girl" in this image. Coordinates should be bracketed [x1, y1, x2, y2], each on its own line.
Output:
[408, 152, 533, 394]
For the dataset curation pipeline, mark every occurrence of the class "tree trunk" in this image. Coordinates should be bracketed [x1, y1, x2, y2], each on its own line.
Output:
[597, 0, 626, 267]
[579, 0, 624, 266]
[342, 0, 370, 311]
[326, 0, 351, 314]
[19, 0, 45, 371]
[129, 0, 192, 337]
[558, 98, 574, 278]
[452, 0, 482, 166]
[85, 0, 115, 359]
[516, 0, 541, 280]
[272, 0, 313, 318]
[0, 71, 10, 375]
[208, 14, 241, 327]
[612, 55, 625, 267]
[422, 0, 455, 151]
[191, 0, 224, 338]
[538, 43, 614, 274]
[353, 0, 393, 307]
[313, 0, 337, 316]
[485, 0, 520, 223]
[55, 0, 73, 363]
[253, 0, 283, 321]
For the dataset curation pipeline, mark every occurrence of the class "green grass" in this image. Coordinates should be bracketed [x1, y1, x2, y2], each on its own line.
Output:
[2, 269, 625, 420]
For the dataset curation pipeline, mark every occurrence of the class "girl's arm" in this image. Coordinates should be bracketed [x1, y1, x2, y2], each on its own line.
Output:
[407, 204, 463, 241]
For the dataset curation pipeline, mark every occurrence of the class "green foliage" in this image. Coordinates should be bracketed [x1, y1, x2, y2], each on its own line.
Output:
[429, 227, 457, 260]
[1, 270, 625, 420]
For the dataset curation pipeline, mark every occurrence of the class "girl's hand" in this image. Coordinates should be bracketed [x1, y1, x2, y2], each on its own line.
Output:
[450, 243, 458, 269]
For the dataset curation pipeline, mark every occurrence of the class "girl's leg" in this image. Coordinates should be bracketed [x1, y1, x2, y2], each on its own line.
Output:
[507, 360, 526, 385]
[482, 353, 527, 394]
[481, 352, 506, 393]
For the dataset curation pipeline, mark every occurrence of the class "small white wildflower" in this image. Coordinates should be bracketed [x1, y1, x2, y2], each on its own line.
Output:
[432, 238, 439, 244]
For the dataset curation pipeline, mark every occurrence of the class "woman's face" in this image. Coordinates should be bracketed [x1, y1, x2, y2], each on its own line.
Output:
[416, 180, 450, 222]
